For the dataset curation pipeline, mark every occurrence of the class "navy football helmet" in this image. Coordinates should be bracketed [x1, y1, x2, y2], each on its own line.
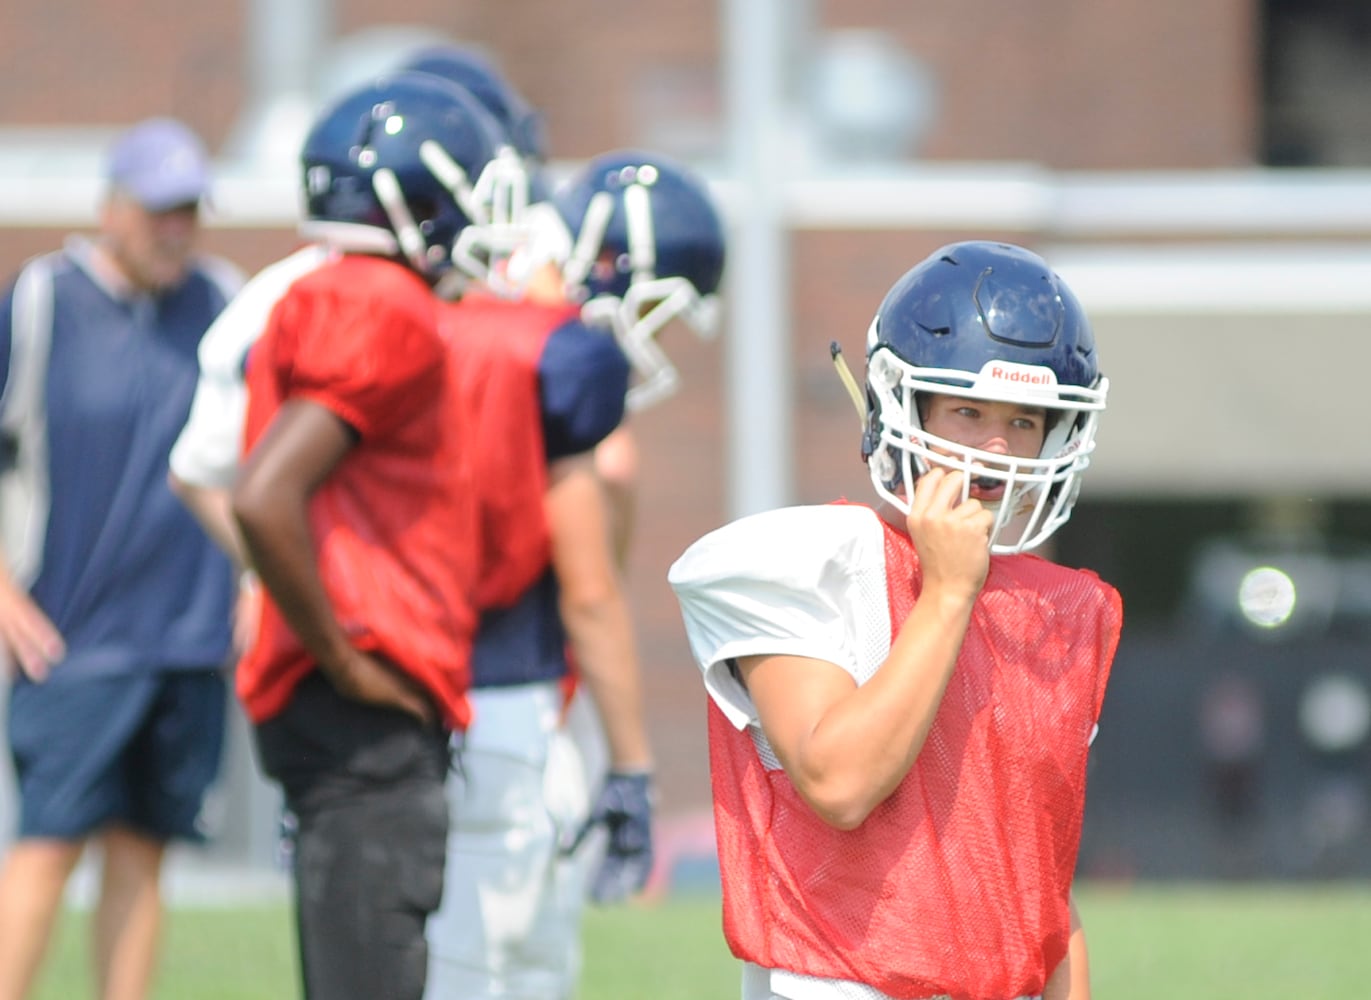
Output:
[863, 240, 1108, 553]
[298, 71, 508, 282]
[396, 46, 547, 282]
[398, 45, 547, 164]
[548, 150, 726, 409]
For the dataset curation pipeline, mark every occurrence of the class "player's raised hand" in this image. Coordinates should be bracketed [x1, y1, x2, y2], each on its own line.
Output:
[905, 466, 993, 600]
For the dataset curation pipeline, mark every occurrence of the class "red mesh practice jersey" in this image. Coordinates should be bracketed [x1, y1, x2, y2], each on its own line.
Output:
[672, 503, 1121, 1000]
[236, 255, 479, 731]
[441, 291, 581, 612]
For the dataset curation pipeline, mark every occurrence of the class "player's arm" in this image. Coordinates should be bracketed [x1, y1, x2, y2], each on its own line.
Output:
[232, 398, 433, 722]
[168, 363, 262, 652]
[737, 467, 991, 830]
[546, 450, 651, 771]
[539, 318, 647, 766]
[592, 424, 638, 570]
[168, 474, 247, 569]
[168, 332, 254, 569]
[1043, 890, 1090, 1000]
[540, 321, 654, 901]
[548, 448, 656, 902]
[167, 473, 259, 653]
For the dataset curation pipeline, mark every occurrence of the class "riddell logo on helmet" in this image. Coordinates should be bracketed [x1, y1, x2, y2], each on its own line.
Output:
[977, 361, 1057, 386]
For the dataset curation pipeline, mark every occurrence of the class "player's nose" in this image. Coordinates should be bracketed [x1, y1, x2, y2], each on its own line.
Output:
[978, 434, 1011, 456]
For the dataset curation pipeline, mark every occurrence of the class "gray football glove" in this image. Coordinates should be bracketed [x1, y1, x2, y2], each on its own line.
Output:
[566, 770, 655, 904]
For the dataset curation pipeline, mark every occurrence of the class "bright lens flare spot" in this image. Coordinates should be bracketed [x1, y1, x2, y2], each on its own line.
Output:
[384, 114, 404, 135]
[1237, 566, 1296, 628]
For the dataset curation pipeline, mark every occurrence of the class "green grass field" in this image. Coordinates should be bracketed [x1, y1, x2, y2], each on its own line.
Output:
[30, 882, 1371, 999]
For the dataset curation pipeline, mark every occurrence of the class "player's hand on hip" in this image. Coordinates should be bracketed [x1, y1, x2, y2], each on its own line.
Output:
[905, 467, 993, 600]
[564, 770, 655, 904]
[0, 576, 65, 681]
[323, 649, 437, 726]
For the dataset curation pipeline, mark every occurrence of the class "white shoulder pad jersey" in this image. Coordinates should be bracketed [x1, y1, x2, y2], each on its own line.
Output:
[668, 504, 894, 733]
[672, 505, 1052, 1000]
[169, 244, 331, 488]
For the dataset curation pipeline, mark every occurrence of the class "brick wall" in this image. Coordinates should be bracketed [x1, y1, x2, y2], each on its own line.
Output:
[0, 2, 1256, 167]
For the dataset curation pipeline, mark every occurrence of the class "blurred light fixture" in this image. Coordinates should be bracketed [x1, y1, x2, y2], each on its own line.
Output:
[1298, 673, 1371, 754]
[1237, 565, 1297, 629]
[809, 29, 938, 165]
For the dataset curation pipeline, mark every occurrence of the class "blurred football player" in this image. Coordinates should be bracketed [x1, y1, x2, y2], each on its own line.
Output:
[508, 148, 726, 561]
[228, 72, 519, 1000]
[169, 45, 539, 542]
[544, 149, 726, 560]
[422, 149, 726, 1000]
[670, 241, 1115, 1000]
[165, 47, 651, 999]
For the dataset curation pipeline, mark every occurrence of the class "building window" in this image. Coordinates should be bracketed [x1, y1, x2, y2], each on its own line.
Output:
[1263, 0, 1371, 165]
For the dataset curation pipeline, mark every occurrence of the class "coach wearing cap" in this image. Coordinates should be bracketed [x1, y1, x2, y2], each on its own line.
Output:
[102, 116, 231, 292]
[0, 116, 244, 999]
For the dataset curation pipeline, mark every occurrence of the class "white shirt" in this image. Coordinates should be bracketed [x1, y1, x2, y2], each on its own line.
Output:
[669, 503, 891, 726]
[670, 504, 1041, 1000]
[169, 244, 331, 487]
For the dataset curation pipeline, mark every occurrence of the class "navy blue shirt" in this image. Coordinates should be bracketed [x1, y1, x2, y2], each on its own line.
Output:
[0, 238, 240, 679]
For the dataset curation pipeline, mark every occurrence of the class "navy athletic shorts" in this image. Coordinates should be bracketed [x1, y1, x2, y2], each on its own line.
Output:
[7, 669, 227, 841]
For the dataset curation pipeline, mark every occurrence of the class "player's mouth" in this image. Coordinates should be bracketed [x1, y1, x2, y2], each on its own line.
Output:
[968, 475, 1006, 502]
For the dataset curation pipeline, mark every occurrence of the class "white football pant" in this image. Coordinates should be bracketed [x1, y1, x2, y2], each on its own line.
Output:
[425, 682, 607, 1000]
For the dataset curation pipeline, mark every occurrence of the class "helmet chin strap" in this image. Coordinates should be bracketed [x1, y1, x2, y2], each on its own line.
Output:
[829, 341, 868, 426]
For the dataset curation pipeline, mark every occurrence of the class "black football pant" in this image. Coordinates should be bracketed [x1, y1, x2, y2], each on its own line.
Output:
[255, 671, 451, 1000]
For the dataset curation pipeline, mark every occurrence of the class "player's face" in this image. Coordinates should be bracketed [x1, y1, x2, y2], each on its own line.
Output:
[920, 393, 1048, 502]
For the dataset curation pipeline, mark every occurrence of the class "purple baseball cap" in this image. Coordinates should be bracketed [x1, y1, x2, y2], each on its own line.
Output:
[105, 117, 212, 211]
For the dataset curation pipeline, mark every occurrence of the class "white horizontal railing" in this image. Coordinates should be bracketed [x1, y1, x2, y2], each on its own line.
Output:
[7, 131, 1371, 317]
[1047, 243, 1371, 314]
[5, 131, 1371, 235]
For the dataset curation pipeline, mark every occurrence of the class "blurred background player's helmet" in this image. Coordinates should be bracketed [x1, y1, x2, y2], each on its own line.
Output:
[398, 45, 547, 165]
[298, 71, 507, 281]
[863, 240, 1108, 553]
[549, 149, 727, 410]
[395, 46, 547, 281]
